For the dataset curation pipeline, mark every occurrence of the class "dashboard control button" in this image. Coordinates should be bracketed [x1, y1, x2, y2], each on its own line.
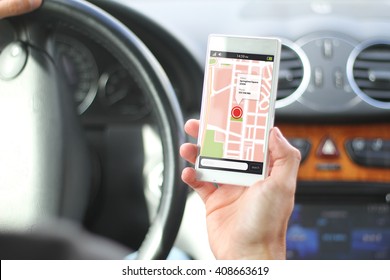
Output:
[371, 138, 383, 152]
[288, 138, 311, 163]
[316, 163, 341, 171]
[314, 67, 324, 87]
[351, 138, 366, 152]
[323, 39, 333, 59]
[345, 138, 390, 167]
[333, 68, 344, 89]
[317, 136, 339, 158]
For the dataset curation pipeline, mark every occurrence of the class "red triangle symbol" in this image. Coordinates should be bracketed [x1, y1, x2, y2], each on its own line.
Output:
[317, 136, 339, 158]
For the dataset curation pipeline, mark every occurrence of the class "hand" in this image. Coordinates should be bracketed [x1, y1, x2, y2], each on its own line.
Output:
[180, 119, 301, 260]
[0, 0, 42, 19]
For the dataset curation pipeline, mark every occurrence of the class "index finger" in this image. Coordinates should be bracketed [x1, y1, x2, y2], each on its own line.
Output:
[184, 119, 200, 139]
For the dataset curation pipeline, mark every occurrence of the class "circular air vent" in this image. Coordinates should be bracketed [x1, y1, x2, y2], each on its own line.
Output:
[276, 40, 310, 108]
[347, 40, 390, 109]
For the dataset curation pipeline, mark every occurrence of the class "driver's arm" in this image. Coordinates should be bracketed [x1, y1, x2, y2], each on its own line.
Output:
[0, 0, 42, 19]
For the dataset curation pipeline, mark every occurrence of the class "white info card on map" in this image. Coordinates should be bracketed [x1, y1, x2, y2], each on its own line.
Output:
[236, 74, 262, 105]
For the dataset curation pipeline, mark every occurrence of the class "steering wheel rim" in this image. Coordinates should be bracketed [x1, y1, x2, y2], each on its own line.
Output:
[0, 0, 187, 259]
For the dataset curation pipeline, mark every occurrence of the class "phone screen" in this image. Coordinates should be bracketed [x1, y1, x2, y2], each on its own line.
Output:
[198, 50, 276, 175]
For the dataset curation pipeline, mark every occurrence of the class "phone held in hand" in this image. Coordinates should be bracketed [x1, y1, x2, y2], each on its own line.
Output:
[195, 34, 281, 186]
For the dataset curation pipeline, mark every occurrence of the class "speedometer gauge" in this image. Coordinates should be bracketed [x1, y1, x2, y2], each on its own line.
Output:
[55, 35, 99, 114]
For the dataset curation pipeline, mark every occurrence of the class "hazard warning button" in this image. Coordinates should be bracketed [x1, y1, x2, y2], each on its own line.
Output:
[316, 136, 340, 158]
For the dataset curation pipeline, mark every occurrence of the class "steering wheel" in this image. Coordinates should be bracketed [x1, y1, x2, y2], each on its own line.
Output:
[0, 0, 187, 259]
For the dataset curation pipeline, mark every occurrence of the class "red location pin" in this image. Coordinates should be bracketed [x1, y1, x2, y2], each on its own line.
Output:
[231, 106, 243, 119]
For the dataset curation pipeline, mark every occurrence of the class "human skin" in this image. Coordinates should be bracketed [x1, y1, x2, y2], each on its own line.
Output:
[180, 119, 301, 259]
[0, 0, 42, 19]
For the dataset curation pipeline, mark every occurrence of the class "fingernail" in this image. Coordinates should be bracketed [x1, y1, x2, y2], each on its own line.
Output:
[273, 127, 282, 139]
[29, 0, 42, 9]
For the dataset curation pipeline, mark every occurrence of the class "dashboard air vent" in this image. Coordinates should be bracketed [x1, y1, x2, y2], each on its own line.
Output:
[276, 41, 310, 108]
[349, 41, 390, 108]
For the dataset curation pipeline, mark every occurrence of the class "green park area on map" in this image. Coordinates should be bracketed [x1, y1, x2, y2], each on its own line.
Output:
[200, 130, 223, 158]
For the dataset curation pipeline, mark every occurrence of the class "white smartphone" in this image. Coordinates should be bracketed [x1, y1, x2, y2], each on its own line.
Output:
[195, 34, 281, 186]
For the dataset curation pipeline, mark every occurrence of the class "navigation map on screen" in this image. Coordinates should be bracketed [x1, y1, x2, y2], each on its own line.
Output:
[198, 51, 275, 174]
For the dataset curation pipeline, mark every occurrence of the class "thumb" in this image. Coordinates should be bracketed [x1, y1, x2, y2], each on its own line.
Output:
[0, 0, 42, 19]
[267, 127, 301, 190]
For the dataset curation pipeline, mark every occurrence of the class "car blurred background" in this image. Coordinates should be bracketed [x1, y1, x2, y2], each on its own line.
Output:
[3, 0, 388, 259]
[105, 0, 390, 259]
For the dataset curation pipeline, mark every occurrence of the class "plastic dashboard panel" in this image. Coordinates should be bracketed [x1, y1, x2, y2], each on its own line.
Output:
[121, 0, 390, 119]
[120, 0, 390, 184]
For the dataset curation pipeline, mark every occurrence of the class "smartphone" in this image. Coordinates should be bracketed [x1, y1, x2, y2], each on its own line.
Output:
[195, 34, 281, 186]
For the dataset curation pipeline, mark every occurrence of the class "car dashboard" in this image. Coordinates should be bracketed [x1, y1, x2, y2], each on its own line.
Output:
[111, 0, 390, 260]
[2, 0, 388, 259]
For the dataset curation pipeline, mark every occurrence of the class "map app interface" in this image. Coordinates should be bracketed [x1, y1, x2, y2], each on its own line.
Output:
[198, 51, 275, 175]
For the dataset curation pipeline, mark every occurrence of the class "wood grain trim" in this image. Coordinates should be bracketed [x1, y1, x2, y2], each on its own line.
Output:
[276, 123, 390, 183]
